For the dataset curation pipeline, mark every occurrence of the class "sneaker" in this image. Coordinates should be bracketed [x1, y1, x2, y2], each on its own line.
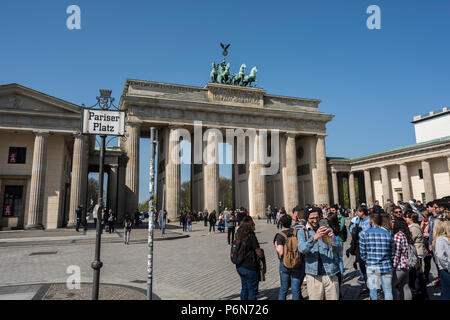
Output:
[433, 278, 440, 287]
[357, 276, 365, 285]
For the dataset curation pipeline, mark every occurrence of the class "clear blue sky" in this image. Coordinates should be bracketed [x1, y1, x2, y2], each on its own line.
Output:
[1, 1, 449, 202]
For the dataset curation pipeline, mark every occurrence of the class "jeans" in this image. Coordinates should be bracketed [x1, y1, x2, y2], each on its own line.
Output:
[236, 266, 259, 300]
[182, 223, 187, 232]
[278, 261, 305, 300]
[188, 222, 192, 231]
[209, 223, 215, 232]
[124, 229, 131, 244]
[366, 266, 393, 300]
[160, 222, 166, 235]
[228, 227, 235, 244]
[440, 269, 450, 300]
[337, 244, 344, 275]
[393, 269, 412, 300]
[75, 218, 81, 232]
[423, 256, 432, 281]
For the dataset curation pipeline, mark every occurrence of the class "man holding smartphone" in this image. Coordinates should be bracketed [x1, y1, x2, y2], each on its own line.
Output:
[297, 207, 340, 300]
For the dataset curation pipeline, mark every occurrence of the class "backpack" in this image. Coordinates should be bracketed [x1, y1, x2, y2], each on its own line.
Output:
[405, 244, 418, 269]
[278, 229, 303, 269]
[230, 239, 248, 265]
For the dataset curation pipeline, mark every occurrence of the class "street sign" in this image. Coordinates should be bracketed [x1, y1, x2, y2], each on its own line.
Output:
[82, 109, 125, 136]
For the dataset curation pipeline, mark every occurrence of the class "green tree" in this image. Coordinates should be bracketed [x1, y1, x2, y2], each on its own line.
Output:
[343, 177, 350, 209]
[180, 181, 191, 211]
[138, 199, 149, 212]
[219, 177, 233, 209]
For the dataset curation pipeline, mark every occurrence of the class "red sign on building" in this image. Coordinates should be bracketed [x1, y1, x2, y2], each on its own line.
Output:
[3, 204, 13, 217]
[9, 152, 17, 163]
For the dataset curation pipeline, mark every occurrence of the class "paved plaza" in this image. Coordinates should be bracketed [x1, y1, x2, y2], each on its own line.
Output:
[0, 219, 442, 300]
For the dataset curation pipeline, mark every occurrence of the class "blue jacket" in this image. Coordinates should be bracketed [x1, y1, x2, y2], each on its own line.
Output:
[297, 224, 340, 276]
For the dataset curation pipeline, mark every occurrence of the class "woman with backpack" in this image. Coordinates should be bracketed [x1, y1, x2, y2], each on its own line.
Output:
[233, 216, 263, 300]
[274, 214, 305, 300]
[392, 215, 414, 300]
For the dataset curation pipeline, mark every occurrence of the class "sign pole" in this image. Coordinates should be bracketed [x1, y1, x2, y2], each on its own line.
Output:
[147, 127, 156, 300]
[92, 134, 105, 300]
[83, 89, 124, 301]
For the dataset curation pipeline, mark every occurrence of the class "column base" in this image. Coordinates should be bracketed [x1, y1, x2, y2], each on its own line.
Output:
[24, 224, 44, 230]
[66, 222, 77, 228]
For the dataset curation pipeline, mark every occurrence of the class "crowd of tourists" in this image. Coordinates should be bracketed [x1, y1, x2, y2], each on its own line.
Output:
[229, 197, 450, 300]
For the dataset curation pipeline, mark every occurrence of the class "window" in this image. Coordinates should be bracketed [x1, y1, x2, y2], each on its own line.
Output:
[421, 193, 426, 203]
[418, 169, 423, 180]
[3, 186, 24, 217]
[238, 164, 246, 175]
[8, 147, 26, 164]
[297, 164, 310, 176]
[398, 172, 401, 181]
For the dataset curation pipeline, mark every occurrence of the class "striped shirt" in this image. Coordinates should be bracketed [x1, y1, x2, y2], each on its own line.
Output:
[359, 226, 395, 274]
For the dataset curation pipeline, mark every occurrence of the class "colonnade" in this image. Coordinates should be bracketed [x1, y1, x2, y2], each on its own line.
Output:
[330, 156, 450, 209]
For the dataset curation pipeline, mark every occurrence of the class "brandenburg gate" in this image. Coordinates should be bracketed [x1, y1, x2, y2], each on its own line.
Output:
[117, 78, 334, 222]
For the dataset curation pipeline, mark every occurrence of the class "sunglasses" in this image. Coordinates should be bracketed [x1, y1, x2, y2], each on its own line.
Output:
[394, 211, 402, 213]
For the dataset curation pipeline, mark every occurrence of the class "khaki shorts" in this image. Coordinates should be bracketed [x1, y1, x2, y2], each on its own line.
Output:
[305, 274, 339, 300]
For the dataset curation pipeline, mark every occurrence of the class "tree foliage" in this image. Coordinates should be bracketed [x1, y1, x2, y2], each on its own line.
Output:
[87, 178, 99, 207]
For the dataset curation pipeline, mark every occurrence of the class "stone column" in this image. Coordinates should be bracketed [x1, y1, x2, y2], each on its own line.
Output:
[380, 166, 391, 205]
[364, 169, 373, 205]
[349, 172, 357, 210]
[249, 133, 266, 217]
[166, 127, 181, 221]
[203, 129, 219, 214]
[107, 165, 119, 216]
[25, 132, 48, 229]
[447, 156, 450, 181]
[124, 123, 140, 216]
[331, 168, 339, 206]
[421, 160, 436, 203]
[313, 136, 330, 205]
[282, 133, 299, 213]
[399, 163, 412, 202]
[68, 134, 87, 227]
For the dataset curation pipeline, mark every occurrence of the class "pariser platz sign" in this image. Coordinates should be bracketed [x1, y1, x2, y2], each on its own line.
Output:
[82, 109, 125, 136]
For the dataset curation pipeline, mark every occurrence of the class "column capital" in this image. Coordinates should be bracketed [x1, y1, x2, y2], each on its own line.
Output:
[330, 167, 339, 174]
[33, 130, 50, 136]
[126, 122, 141, 129]
[284, 132, 298, 138]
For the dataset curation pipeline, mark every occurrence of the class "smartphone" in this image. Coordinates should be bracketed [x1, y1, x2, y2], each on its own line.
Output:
[319, 219, 329, 228]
